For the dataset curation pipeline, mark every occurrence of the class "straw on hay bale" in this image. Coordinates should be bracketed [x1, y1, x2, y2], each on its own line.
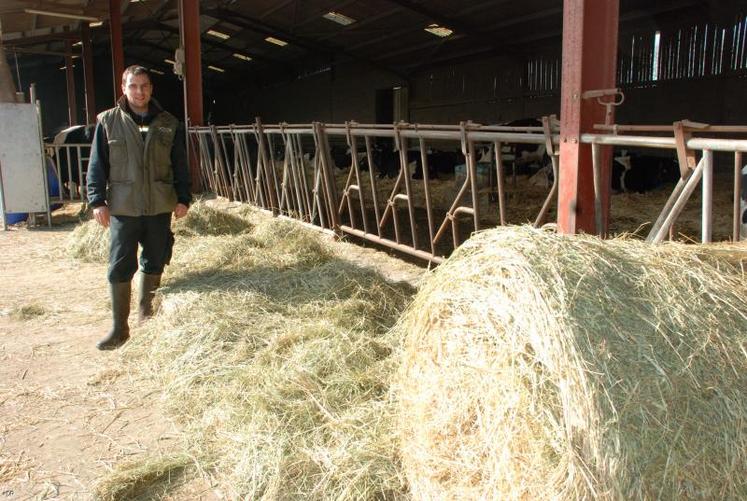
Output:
[396, 226, 747, 500]
[104, 204, 416, 499]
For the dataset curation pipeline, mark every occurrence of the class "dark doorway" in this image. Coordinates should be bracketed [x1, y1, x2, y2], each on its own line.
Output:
[375, 88, 394, 124]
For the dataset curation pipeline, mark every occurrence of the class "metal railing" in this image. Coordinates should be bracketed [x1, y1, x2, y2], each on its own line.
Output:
[190, 119, 561, 263]
[46, 142, 90, 203]
[190, 119, 747, 264]
[586, 122, 747, 243]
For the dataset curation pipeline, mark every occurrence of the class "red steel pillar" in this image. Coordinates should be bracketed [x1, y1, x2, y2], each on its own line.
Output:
[179, 0, 204, 191]
[558, 0, 619, 234]
[109, 0, 125, 102]
[81, 23, 97, 124]
[65, 40, 78, 125]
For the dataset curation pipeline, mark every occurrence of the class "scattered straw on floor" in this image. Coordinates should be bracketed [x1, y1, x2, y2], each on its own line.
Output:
[10, 304, 46, 320]
[92, 202, 418, 499]
[92, 453, 193, 501]
[396, 226, 747, 500]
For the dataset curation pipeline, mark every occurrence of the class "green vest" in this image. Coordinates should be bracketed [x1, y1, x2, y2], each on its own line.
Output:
[98, 106, 179, 216]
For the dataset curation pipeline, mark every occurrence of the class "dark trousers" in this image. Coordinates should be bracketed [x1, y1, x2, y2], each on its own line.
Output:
[108, 213, 174, 284]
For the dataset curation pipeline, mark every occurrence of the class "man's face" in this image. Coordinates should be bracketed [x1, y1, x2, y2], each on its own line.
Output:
[122, 72, 152, 111]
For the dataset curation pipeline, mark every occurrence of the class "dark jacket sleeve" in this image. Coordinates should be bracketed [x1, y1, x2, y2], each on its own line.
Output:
[86, 121, 109, 208]
[171, 122, 192, 206]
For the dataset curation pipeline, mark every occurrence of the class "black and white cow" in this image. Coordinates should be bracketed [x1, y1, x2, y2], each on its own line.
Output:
[611, 151, 679, 193]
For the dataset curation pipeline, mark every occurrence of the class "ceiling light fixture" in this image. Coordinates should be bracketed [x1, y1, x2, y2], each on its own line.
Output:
[208, 65, 225, 73]
[206, 29, 230, 40]
[25, 9, 100, 22]
[89, 21, 103, 27]
[164, 58, 175, 64]
[265, 36, 288, 47]
[322, 11, 356, 26]
[424, 24, 453, 38]
[233, 53, 252, 62]
[151, 69, 165, 75]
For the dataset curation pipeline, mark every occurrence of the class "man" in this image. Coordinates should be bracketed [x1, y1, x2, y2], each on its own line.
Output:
[87, 65, 191, 350]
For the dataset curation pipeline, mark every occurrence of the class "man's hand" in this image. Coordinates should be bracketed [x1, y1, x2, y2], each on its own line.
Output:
[174, 203, 189, 219]
[93, 206, 110, 228]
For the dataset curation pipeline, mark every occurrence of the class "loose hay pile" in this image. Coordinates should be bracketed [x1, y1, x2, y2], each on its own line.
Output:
[396, 226, 747, 500]
[67, 219, 109, 263]
[88, 202, 417, 499]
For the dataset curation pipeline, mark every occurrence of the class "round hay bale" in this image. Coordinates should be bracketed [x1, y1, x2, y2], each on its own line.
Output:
[396, 226, 747, 500]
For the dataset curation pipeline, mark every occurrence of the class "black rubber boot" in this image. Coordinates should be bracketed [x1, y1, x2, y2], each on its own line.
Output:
[138, 273, 161, 323]
[97, 282, 131, 350]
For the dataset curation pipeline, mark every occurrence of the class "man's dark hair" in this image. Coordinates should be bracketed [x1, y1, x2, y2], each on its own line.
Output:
[122, 65, 152, 83]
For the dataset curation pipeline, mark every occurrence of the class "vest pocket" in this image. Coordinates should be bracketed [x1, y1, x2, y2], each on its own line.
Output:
[107, 181, 134, 215]
[108, 140, 131, 182]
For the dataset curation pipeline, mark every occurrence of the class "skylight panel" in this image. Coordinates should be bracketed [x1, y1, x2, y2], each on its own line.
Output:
[424, 24, 453, 38]
[265, 36, 288, 47]
[208, 65, 226, 73]
[323, 11, 356, 26]
[233, 53, 253, 62]
[206, 29, 230, 40]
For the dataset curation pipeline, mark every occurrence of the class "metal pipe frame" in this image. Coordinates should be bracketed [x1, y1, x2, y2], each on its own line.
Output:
[46, 143, 91, 203]
[190, 121, 747, 264]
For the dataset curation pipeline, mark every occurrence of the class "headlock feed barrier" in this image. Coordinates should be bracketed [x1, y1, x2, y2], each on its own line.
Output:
[189, 118, 747, 264]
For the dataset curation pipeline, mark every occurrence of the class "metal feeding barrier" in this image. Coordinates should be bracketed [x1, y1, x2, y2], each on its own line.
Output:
[45, 142, 91, 203]
[191, 118, 747, 263]
[587, 121, 747, 243]
[190, 118, 562, 263]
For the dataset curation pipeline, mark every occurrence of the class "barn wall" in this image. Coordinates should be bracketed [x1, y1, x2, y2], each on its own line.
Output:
[617, 74, 747, 124]
[408, 54, 560, 124]
[231, 61, 404, 124]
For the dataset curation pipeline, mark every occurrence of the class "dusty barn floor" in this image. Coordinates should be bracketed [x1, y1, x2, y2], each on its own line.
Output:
[0, 219, 202, 499]
[0, 204, 425, 500]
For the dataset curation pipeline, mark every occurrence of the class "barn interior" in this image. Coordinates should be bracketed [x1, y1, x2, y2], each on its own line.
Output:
[3, 2, 747, 499]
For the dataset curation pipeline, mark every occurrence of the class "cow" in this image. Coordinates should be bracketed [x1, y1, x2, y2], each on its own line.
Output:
[611, 150, 679, 193]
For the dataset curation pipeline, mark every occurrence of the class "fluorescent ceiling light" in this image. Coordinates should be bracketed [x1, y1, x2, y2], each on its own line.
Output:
[164, 58, 175, 64]
[265, 36, 288, 47]
[206, 29, 230, 40]
[25, 9, 100, 22]
[59, 65, 75, 70]
[424, 24, 453, 37]
[322, 11, 356, 26]
[72, 41, 82, 46]
[208, 65, 225, 73]
[89, 21, 103, 27]
[151, 69, 164, 75]
[233, 53, 252, 62]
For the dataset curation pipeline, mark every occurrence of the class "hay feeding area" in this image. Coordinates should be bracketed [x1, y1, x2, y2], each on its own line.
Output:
[396, 226, 747, 500]
[73, 201, 418, 499]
